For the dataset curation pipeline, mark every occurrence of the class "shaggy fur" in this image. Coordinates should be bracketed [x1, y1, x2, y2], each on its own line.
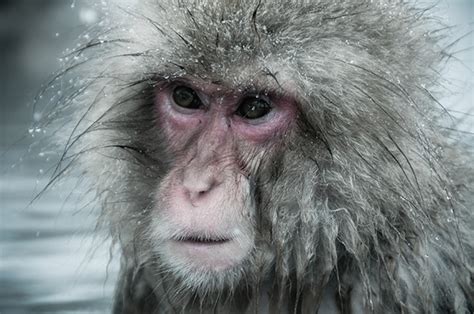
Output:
[42, 0, 473, 313]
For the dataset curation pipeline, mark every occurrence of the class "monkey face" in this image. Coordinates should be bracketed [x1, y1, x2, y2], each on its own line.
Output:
[148, 77, 296, 281]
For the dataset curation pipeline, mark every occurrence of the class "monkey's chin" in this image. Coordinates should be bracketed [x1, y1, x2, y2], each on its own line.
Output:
[153, 237, 254, 292]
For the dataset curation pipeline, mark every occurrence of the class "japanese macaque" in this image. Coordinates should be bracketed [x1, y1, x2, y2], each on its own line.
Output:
[44, 0, 473, 313]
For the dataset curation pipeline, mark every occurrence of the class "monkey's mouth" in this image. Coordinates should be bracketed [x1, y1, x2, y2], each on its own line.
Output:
[174, 235, 232, 245]
[160, 228, 253, 272]
[165, 233, 248, 271]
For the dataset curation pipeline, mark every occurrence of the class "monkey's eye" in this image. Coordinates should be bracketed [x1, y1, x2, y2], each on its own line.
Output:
[172, 86, 202, 109]
[236, 98, 272, 120]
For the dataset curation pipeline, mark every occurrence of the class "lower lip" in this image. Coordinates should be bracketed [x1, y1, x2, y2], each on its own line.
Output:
[177, 239, 231, 246]
[170, 239, 241, 270]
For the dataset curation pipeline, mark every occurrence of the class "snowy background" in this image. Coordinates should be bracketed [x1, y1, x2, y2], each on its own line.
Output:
[0, 0, 472, 313]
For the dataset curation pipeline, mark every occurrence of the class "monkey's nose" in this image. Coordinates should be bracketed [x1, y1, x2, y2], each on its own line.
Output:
[182, 171, 219, 203]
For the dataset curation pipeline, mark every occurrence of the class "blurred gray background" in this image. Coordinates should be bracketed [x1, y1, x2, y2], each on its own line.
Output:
[1, 1, 118, 313]
[0, 0, 472, 313]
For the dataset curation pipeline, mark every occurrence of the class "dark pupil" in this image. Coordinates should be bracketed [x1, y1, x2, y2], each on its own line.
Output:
[172, 86, 200, 109]
[237, 98, 271, 119]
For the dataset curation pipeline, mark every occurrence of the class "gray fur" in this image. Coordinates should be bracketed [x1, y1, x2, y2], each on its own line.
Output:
[42, 0, 473, 313]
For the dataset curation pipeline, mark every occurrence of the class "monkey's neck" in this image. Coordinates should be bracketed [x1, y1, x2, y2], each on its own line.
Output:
[113, 264, 364, 314]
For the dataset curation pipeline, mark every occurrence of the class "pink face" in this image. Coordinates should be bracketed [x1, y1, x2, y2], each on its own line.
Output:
[151, 78, 296, 274]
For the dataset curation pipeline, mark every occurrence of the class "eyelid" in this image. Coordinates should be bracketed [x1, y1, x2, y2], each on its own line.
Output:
[244, 91, 271, 102]
[240, 95, 274, 110]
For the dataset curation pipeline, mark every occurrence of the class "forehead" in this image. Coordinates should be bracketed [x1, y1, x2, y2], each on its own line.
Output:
[153, 2, 300, 87]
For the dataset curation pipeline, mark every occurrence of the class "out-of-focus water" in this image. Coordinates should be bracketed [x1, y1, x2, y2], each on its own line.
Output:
[0, 1, 120, 312]
[0, 149, 119, 313]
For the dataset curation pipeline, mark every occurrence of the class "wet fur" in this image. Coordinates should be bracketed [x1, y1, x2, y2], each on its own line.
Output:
[43, 0, 473, 313]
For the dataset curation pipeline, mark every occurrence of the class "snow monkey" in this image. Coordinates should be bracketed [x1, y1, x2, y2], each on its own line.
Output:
[45, 0, 473, 313]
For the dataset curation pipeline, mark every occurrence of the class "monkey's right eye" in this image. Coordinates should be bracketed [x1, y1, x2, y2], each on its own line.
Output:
[172, 86, 202, 109]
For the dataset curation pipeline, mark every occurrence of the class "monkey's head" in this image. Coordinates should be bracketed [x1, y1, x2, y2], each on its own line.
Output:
[46, 0, 472, 311]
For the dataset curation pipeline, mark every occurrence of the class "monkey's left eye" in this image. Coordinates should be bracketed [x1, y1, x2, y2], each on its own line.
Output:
[236, 98, 272, 120]
[172, 86, 202, 109]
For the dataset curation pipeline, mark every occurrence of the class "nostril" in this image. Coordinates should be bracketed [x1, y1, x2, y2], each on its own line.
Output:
[182, 170, 219, 202]
[188, 187, 213, 203]
[185, 179, 214, 194]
